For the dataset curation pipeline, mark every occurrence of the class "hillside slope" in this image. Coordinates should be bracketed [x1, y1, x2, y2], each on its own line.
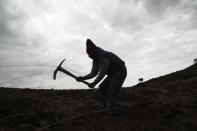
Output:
[0, 63, 197, 131]
[144, 63, 197, 85]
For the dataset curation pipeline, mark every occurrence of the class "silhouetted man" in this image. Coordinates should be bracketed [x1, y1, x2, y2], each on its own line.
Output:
[59, 39, 127, 111]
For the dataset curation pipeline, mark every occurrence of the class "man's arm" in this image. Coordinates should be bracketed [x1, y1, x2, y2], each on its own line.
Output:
[82, 60, 99, 80]
[92, 57, 110, 85]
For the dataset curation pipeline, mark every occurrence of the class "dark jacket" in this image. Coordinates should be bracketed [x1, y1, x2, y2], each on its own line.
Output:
[83, 47, 125, 84]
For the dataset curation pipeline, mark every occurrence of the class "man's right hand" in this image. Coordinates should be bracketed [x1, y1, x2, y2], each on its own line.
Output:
[75, 76, 84, 82]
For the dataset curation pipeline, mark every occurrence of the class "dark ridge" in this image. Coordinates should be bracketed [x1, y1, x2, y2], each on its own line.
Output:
[0, 63, 197, 131]
[142, 63, 197, 85]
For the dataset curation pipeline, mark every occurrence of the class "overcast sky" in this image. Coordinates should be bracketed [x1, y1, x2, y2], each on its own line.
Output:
[0, 0, 197, 89]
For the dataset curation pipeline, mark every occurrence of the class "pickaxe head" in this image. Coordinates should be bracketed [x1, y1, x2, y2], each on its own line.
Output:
[53, 59, 65, 80]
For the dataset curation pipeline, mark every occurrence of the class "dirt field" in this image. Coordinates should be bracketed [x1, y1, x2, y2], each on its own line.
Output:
[0, 63, 197, 131]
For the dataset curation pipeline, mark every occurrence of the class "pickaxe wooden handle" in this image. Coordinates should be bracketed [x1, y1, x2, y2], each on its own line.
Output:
[53, 59, 90, 86]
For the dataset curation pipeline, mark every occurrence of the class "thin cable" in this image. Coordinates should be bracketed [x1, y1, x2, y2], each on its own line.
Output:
[0, 65, 56, 68]
[0, 65, 80, 75]
[0, 73, 46, 86]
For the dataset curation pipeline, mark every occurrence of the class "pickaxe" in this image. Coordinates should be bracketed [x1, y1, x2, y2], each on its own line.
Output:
[53, 59, 90, 86]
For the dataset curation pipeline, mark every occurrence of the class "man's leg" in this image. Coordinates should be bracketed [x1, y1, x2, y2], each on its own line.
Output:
[107, 66, 127, 110]
[98, 77, 110, 107]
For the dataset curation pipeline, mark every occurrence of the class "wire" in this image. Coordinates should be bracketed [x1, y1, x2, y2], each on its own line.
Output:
[0, 64, 79, 87]
[0, 73, 46, 86]
[0, 65, 56, 68]
[0, 65, 56, 86]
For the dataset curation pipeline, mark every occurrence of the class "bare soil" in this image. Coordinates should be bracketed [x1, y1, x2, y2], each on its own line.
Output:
[0, 63, 197, 131]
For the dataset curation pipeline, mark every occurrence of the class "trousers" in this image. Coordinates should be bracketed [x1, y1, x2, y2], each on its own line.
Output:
[98, 65, 127, 110]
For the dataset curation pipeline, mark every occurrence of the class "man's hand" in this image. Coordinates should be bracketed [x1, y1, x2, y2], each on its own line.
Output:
[75, 76, 84, 82]
[88, 82, 96, 88]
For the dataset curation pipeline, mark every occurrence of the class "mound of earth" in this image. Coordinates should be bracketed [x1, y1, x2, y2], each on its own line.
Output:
[0, 63, 196, 131]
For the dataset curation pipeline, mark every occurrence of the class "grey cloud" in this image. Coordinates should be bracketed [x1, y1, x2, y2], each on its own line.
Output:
[0, 0, 197, 89]
[143, 0, 181, 18]
[97, 0, 181, 33]
[0, 1, 52, 87]
[182, 0, 197, 29]
[0, 1, 16, 42]
[0, 0, 47, 63]
[143, 0, 197, 30]
[99, 0, 197, 34]
[95, 0, 145, 33]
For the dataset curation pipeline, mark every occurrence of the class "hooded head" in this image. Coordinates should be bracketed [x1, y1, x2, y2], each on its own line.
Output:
[86, 39, 97, 59]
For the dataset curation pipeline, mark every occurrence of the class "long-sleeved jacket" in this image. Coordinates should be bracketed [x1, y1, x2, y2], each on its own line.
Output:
[83, 47, 125, 85]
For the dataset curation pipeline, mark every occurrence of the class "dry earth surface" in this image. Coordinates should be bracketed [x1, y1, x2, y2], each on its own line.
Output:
[0, 63, 197, 131]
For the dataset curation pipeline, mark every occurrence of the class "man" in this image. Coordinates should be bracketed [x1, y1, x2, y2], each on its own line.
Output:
[59, 39, 127, 111]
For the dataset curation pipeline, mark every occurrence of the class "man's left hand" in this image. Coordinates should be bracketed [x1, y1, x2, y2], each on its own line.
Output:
[88, 82, 96, 88]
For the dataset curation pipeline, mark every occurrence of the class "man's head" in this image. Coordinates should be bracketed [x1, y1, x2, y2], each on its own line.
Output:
[86, 39, 97, 59]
